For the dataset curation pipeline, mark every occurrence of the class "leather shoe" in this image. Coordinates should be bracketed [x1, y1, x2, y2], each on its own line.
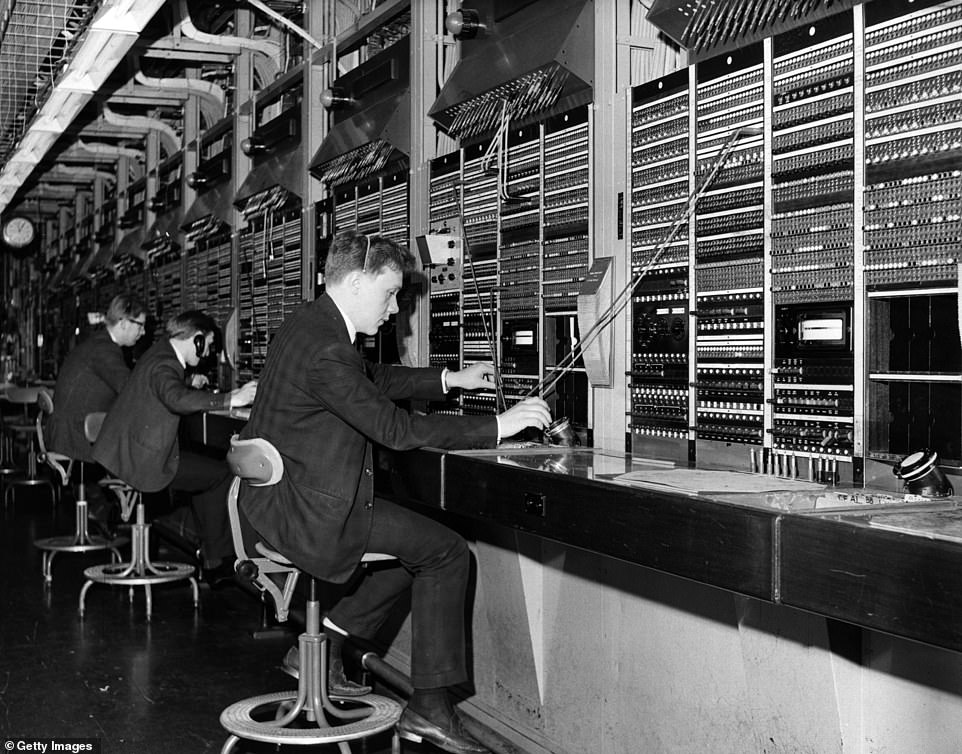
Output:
[397, 707, 491, 754]
[280, 645, 372, 696]
[201, 561, 236, 589]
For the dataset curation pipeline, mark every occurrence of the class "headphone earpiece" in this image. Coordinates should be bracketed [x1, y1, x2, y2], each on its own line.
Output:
[194, 333, 207, 359]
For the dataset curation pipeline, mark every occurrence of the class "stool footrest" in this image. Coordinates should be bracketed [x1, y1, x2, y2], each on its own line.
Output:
[220, 691, 401, 745]
[82, 561, 197, 585]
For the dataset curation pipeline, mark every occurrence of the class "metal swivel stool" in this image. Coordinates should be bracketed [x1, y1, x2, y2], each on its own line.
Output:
[33, 390, 128, 583]
[3, 386, 58, 509]
[0, 389, 20, 479]
[78, 412, 199, 620]
[219, 435, 401, 754]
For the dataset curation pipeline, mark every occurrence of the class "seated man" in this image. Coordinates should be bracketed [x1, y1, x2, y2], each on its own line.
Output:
[46, 294, 147, 527]
[238, 230, 551, 754]
[92, 310, 257, 575]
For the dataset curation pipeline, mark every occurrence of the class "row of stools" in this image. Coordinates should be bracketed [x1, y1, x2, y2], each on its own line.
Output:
[5, 387, 403, 754]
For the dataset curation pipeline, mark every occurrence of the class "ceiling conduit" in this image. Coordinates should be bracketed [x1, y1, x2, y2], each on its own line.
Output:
[72, 139, 145, 161]
[177, 0, 281, 84]
[133, 71, 226, 125]
[0, 0, 167, 214]
[102, 104, 180, 156]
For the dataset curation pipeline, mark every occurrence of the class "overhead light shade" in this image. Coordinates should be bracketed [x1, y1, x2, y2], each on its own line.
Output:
[445, 8, 485, 38]
[320, 87, 354, 110]
[240, 136, 268, 156]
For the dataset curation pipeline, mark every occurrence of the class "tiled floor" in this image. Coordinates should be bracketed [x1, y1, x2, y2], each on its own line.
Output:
[0, 481, 436, 754]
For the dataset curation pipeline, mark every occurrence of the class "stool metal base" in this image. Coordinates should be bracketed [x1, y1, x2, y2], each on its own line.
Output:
[78, 503, 199, 621]
[34, 498, 128, 582]
[36, 535, 128, 582]
[4, 475, 57, 509]
[220, 611, 401, 753]
[220, 691, 401, 752]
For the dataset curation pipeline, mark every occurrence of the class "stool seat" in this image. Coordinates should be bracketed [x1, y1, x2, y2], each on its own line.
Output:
[220, 435, 402, 754]
[77, 412, 199, 620]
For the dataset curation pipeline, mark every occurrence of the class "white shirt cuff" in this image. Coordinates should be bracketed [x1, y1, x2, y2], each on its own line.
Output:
[441, 367, 450, 394]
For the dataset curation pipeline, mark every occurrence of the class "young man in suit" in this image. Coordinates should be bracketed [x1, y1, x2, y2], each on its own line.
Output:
[47, 294, 147, 462]
[92, 310, 257, 574]
[239, 230, 551, 754]
[46, 294, 147, 526]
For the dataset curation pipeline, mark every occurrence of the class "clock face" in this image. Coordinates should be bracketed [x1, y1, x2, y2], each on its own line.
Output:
[2, 217, 36, 248]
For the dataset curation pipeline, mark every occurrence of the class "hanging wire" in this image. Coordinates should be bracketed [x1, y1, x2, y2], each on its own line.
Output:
[240, 0, 325, 50]
[453, 182, 506, 412]
[527, 125, 763, 400]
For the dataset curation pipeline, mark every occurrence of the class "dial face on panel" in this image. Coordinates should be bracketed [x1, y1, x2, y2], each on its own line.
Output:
[2, 217, 36, 248]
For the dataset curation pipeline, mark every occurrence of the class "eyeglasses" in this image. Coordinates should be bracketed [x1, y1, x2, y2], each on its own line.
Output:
[125, 317, 146, 330]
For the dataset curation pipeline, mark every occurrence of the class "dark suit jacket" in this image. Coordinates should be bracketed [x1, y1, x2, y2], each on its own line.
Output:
[47, 329, 130, 462]
[239, 294, 498, 583]
[92, 338, 230, 492]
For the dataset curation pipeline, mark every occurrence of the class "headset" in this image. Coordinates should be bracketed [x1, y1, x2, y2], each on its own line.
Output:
[193, 333, 209, 360]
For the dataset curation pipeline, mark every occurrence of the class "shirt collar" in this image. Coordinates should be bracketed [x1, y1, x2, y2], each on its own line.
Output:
[329, 293, 357, 344]
[170, 339, 187, 368]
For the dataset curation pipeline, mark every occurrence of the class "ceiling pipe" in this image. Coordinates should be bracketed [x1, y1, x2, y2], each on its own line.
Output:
[102, 104, 180, 156]
[72, 139, 145, 161]
[39, 166, 115, 183]
[177, 0, 281, 82]
[134, 70, 226, 124]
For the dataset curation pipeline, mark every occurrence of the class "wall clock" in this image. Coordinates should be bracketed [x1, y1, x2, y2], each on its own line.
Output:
[2, 216, 36, 249]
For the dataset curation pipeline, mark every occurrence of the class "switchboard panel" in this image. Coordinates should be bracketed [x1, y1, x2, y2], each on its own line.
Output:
[629, 70, 691, 457]
[424, 106, 592, 430]
[237, 187, 302, 384]
[628, 0, 962, 479]
[864, 0, 962, 468]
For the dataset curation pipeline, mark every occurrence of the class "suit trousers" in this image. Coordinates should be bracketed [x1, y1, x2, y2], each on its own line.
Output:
[170, 450, 234, 568]
[327, 498, 471, 690]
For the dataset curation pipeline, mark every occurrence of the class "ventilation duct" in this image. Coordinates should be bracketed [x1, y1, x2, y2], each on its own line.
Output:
[428, 0, 593, 140]
[645, 0, 864, 62]
[310, 36, 410, 185]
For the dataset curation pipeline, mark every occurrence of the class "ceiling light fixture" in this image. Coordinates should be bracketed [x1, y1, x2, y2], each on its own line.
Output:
[444, 8, 486, 39]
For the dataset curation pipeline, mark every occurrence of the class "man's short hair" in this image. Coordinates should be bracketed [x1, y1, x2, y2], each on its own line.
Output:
[104, 294, 146, 327]
[324, 229, 414, 284]
[166, 310, 218, 340]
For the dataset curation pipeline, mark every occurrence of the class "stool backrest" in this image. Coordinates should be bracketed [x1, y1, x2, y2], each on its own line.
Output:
[36, 388, 54, 416]
[84, 412, 106, 444]
[226, 435, 284, 486]
[34, 389, 69, 485]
